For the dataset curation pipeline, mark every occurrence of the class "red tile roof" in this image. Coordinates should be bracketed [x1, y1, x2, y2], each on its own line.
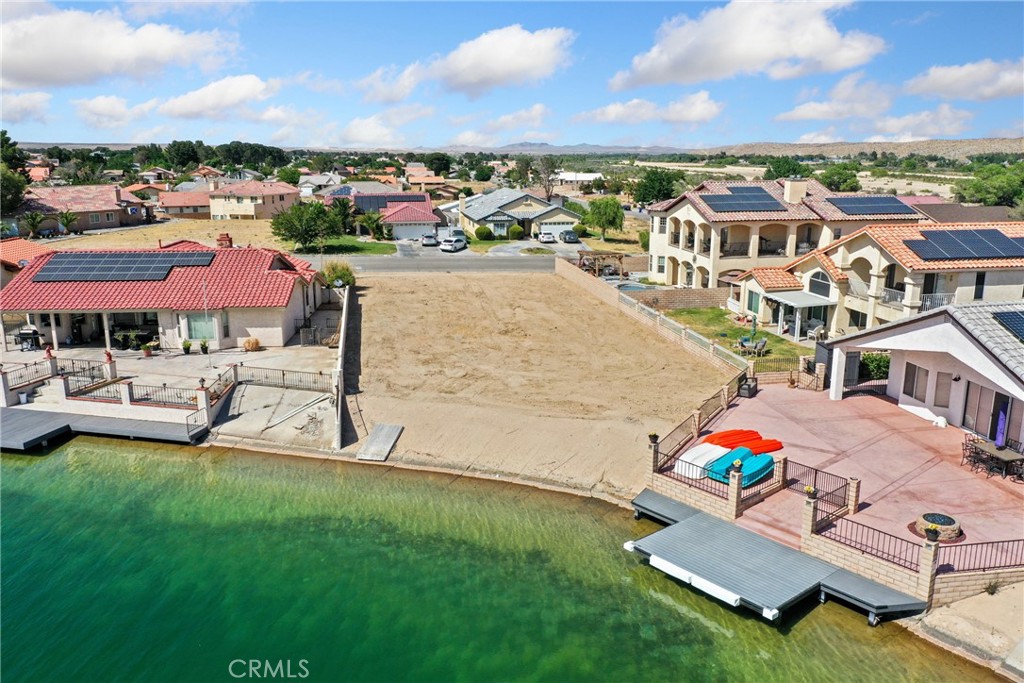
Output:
[158, 191, 211, 208]
[0, 238, 53, 269]
[897, 195, 949, 205]
[0, 241, 320, 312]
[381, 203, 439, 224]
[123, 183, 165, 193]
[739, 267, 803, 290]
[20, 185, 142, 214]
[28, 167, 50, 182]
[784, 248, 848, 281]
[209, 180, 299, 197]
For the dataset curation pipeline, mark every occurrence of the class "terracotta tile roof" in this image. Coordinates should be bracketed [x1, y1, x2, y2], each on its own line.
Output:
[784, 248, 847, 281]
[409, 175, 447, 185]
[158, 191, 211, 208]
[738, 267, 802, 291]
[825, 222, 1024, 272]
[803, 194, 927, 222]
[0, 241, 321, 312]
[123, 183, 165, 193]
[20, 185, 142, 214]
[28, 167, 50, 182]
[648, 195, 685, 212]
[381, 203, 439, 224]
[0, 238, 53, 269]
[208, 180, 299, 197]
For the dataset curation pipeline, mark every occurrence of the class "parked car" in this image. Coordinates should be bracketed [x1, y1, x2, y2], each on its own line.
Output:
[538, 232, 556, 244]
[559, 230, 580, 243]
[421, 234, 439, 246]
[439, 237, 467, 252]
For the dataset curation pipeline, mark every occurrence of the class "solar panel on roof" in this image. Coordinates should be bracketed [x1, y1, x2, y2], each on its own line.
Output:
[993, 311, 1024, 343]
[703, 193, 784, 212]
[726, 186, 772, 195]
[827, 196, 917, 215]
[32, 251, 215, 283]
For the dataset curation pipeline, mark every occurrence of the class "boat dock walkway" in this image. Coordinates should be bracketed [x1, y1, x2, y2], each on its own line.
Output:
[0, 407, 206, 451]
[357, 424, 403, 461]
[627, 489, 926, 625]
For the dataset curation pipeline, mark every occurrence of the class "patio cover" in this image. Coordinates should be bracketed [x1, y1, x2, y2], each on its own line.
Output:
[763, 290, 833, 308]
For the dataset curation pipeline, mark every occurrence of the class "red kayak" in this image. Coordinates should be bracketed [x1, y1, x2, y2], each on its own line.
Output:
[744, 438, 783, 455]
[701, 429, 760, 446]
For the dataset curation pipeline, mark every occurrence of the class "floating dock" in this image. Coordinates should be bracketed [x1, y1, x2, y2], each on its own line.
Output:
[627, 489, 926, 625]
[0, 407, 206, 450]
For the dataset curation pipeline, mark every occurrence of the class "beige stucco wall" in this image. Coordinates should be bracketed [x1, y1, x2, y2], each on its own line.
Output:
[210, 192, 298, 220]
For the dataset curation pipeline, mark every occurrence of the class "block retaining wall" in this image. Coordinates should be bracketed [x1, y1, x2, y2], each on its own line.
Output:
[931, 567, 1024, 607]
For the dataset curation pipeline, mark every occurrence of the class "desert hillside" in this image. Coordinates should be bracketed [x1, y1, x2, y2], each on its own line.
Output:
[694, 138, 1023, 162]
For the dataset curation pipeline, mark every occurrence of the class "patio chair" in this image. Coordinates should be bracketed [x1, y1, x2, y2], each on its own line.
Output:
[734, 338, 752, 352]
[807, 324, 823, 341]
[753, 338, 768, 357]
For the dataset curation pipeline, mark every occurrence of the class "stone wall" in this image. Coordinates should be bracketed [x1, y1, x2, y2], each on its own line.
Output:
[649, 471, 737, 521]
[931, 567, 1024, 607]
[628, 287, 730, 311]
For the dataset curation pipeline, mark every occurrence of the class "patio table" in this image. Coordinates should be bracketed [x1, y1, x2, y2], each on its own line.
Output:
[970, 439, 1024, 478]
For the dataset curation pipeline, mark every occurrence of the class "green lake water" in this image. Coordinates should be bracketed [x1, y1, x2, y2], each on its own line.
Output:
[1, 437, 999, 683]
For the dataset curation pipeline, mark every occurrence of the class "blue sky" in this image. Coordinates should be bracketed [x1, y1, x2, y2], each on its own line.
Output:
[2, 1, 1022, 149]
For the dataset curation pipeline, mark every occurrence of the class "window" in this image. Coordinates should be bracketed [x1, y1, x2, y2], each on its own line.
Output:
[973, 272, 986, 300]
[186, 313, 216, 341]
[747, 290, 760, 314]
[89, 213, 100, 224]
[192, 207, 200, 213]
[848, 309, 867, 328]
[902, 361, 928, 402]
[657, 256, 665, 274]
[934, 372, 952, 408]
[279, 195, 285, 201]
[222, 311, 230, 338]
[808, 272, 831, 298]
[105, 212, 115, 222]
[833, 228, 841, 241]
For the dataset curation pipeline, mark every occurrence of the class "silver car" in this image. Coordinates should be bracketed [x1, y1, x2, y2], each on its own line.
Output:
[421, 234, 439, 246]
[439, 237, 467, 252]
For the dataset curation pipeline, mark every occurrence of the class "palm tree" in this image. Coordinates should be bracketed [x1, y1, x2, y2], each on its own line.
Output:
[21, 211, 45, 239]
[331, 197, 356, 235]
[54, 209, 78, 234]
[358, 211, 384, 240]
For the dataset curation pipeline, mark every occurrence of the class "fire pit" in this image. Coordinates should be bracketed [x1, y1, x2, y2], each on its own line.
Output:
[915, 512, 961, 542]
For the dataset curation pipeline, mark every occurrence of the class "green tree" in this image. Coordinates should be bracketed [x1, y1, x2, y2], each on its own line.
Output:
[591, 177, 606, 193]
[21, 211, 46, 238]
[763, 157, 813, 180]
[331, 198, 356, 235]
[461, 187, 474, 197]
[54, 209, 79, 234]
[537, 156, 559, 200]
[1008, 198, 1024, 221]
[270, 202, 341, 250]
[309, 154, 334, 173]
[954, 163, 1024, 206]
[358, 211, 384, 240]
[473, 165, 494, 182]
[320, 260, 356, 287]
[277, 166, 301, 184]
[165, 140, 200, 169]
[818, 164, 862, 192]
[423, 152, 452, 177]
[563, 200, 587, 219]
[515, 156, 533, 187]
[1, 130, 28, 174]
[585, 196, 624, 241]
[633, 168, 678, 204]
[0, 163, 27, 216]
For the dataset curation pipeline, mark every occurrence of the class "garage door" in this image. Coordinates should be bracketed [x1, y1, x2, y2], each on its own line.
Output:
[392, 224, 430, 240]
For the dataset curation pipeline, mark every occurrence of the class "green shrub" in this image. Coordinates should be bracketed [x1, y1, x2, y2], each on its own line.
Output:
[475, 226, 494, 241]
[572, 224, 589, 238]
[509, 225, 524, 240]
[321, 260, 356, 287]
[638, 229, 650, 250]
[859, 353, 890, 380]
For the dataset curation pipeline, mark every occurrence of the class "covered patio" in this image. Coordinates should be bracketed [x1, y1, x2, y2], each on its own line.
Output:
[763, 289, 834, 341]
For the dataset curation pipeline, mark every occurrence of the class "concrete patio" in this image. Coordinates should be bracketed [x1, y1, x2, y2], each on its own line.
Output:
[707, 386, 1024, 548]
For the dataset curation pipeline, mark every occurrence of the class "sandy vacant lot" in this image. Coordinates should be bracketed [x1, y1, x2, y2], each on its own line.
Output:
[54, 219, 283, 250]
[351, 273, 730, 499]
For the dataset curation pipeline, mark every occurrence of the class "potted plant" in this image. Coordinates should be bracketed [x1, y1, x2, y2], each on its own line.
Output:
[925, 524, 940, 542]
[128, 331, 141, 351]
[804, 485, 818, 500]
[648, 432, 659, 444]
[142, 342, 153, 358]
[199, 338, 209, 355]
[182, 339, 192, 355]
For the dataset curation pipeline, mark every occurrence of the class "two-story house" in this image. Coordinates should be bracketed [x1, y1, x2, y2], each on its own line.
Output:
[732, 222, 1024, 341]
[209, 181, 300, 220]
[647, 179, 926, 289]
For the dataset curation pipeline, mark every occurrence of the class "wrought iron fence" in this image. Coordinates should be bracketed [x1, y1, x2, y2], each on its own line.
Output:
[936, 539, 1024, 574]
[661, 465, 730, 499]
[753, 357, 802, 374]
[130, 384, 197, 407]
[186, 408, 208, 435]
[69, 379, 121, 401]
[741, 464, 783, 504]
[786, 461, 849, 508]
[656, 414, 696, 467]
[236, 364, 334, 393]
[208, 368, 234, 404]
[4, 360, 52, 388]
[698, 393, 724, 424]
[55, 358, 105, 379]
[814, 507, 921, 572]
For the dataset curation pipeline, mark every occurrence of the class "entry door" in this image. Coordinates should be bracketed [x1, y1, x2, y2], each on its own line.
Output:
[991, 392, 1011, 444]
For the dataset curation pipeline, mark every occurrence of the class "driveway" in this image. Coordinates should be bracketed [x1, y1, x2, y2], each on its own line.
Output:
[487, 240, 589, 257]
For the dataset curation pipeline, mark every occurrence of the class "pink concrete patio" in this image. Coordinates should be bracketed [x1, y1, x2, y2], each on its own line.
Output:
[705, 386, 1024, 548]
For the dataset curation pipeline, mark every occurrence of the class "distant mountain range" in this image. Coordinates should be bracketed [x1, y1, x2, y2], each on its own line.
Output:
[21, 138, 1023, 161]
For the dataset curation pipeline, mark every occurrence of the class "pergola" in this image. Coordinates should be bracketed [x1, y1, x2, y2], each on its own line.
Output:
[577, 250, 626, 278]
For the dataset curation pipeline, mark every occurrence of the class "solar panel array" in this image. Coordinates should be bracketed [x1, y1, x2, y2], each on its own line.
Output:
[993, 311, 1024, 343]
[827, 196, 918, 215]
[353, 194, 428, 213]
[903, 229, 1024, 261]
[33, 251, 216, 282]
[701, 186, 784, 213]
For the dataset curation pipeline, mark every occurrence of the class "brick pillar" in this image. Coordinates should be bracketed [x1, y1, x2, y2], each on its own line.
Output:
[846, 477, 861, 515]
[917, 540, 940, 604]
[195, 386, 212, 414]
[54, 376, 70, 400]
[46, 356, 58, 376]
[747, 360, 756, 378]
[728, 467, 744, 519]
[120, 380, 133, 405]
[690, 409, 701, 438]
[801, 496, 818, 540]
[774, 455, 788, 487]
[102, 359, 118, 380]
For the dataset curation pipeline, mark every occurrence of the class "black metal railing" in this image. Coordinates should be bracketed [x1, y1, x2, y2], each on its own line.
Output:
[661, 464, 730, 499]
[4, 360, 53, 388]
[936, 539, 1024, 574]
[753, 357, 801, 374]
[68, 377, 121, 401]
[186, 408, 208, 435]
[758, 240, 787, 256]
[130, 384, 196, 407]
[656, 415, 696, 468]
[207, 368, 234, 404]
[787, 461, 849, 506]
[55, 358, 105, 379]
[814, 507, 921, 571]
[740, 465, 783, 504]
[236, 364, 334, 393]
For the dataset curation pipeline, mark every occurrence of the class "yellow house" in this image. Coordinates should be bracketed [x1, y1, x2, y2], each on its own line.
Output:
[209, 180, 300, 220]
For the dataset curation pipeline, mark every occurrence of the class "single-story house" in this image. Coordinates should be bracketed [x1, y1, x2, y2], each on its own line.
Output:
[0, 238, 52, 289]
[123, 183, 170, 201]
[139, 167, 175, 183]
[381, 203, 440, 240]
[191, 165, 224, 179]
[18, 185, 151, 233]
[827, 301, 1024, 444]
[0, 236, 326, 351]
[158, 191, 211, 219]
[453, 188, 580, 238]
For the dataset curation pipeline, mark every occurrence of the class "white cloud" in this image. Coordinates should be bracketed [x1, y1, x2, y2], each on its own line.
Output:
[130, 125, 174, 144]
[795, 127, 843, 144]
[869, 104, 973, 141]
[358, 24, 575, 102]
[485, 104, 549, 132]
[292, 71, 346, 96]
[124, 0, 249, 22]
[610, 1, 885, 90]
[574, 91, 723, 125]
[449, 130, 500, 147]
[379, 103, 435, 127]
[905, 59, 1024, 101]
[159, 75, 280, 119]
[1, 91, 51, 123]
[337, 115, 405, 148]
[777, 72, 891, 120]
[269, 126, 297, 145]
[73, 95, 159, 129]
[1, 5, 236, 89]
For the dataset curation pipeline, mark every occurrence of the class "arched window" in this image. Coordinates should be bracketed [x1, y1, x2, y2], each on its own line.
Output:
[808, 271, 831, 298]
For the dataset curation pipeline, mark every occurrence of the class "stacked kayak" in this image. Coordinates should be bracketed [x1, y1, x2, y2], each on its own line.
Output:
[705, 446, 775, 486]
[672, 429, 782, 486]
[673, 442, 729, 478]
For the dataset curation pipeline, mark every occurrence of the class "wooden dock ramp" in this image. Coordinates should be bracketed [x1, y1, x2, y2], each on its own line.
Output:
[357, 424, 403, 461]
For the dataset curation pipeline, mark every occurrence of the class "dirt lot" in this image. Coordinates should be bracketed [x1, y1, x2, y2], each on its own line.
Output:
[350, 273, 730, 499]
[53, 219, 284, 250]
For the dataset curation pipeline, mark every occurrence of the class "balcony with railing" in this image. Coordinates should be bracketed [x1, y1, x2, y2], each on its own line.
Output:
[757, 240, 787, 256]
[847, 278, 870, 299]
[698, 238, 711, 256]
[880, 287, 906, 307]
[920, 292, 955, 311]
[668, 231, 681, 247]
[720, 242, 749, 258]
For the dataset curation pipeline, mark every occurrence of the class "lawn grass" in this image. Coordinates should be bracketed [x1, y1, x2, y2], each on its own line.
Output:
[666, 307, 808, 359]
[467, 239, 499, 254]
[301, 236, 397, 255]
[521, 247, 555, 255]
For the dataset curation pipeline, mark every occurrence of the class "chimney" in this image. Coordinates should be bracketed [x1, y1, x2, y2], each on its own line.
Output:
[783, 176, 807, 203]
[208, 180, 219, 191]
[459, 195, 466, 214]
[217, 233, 233, 249]
[165, 183, 172, 191]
